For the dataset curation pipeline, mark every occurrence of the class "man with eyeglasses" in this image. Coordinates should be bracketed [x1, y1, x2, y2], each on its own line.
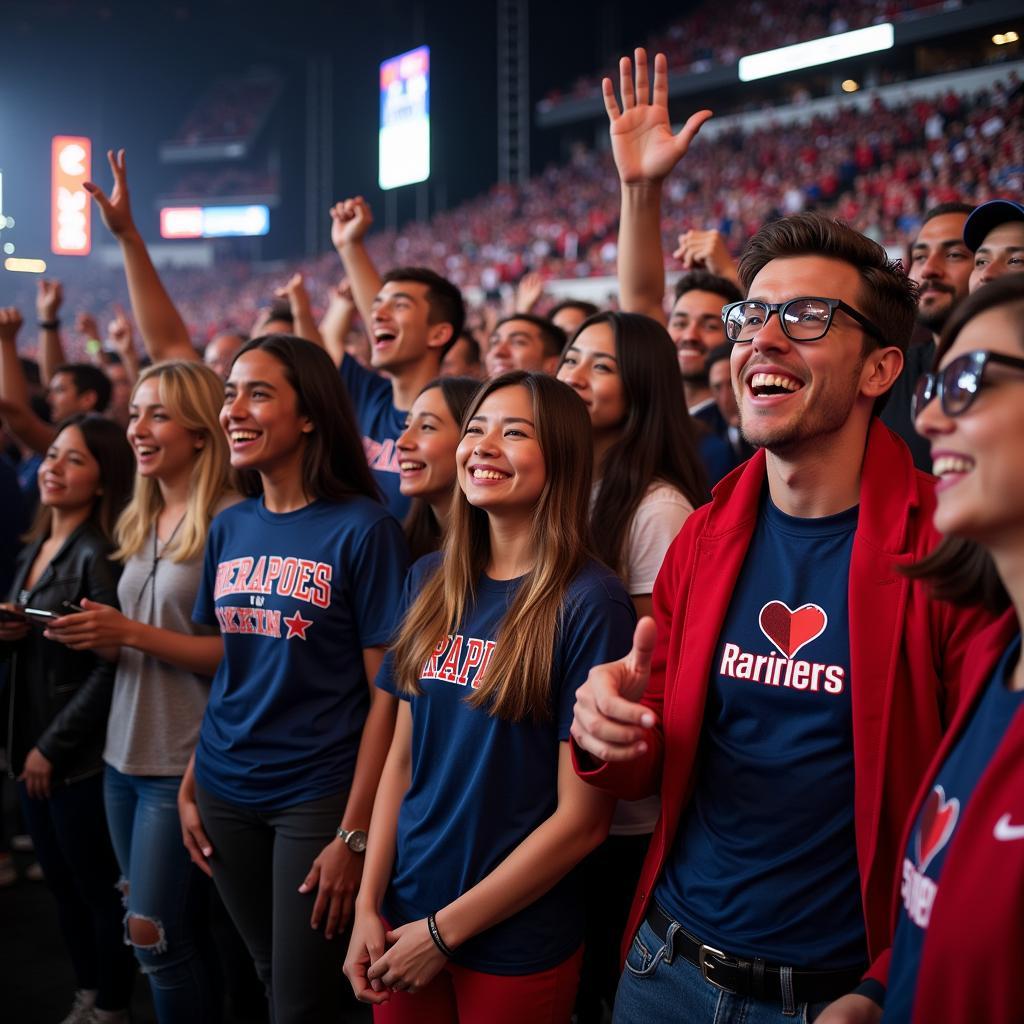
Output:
[570, 50, 992, 1024]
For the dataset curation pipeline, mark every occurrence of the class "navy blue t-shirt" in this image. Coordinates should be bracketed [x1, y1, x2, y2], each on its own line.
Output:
[883, 636, 1024, 1023]
[657, 496, 866, 968]
[376, 554, 636, 974]
[339, 354, 410, 520]
[193, 496, 409, 808]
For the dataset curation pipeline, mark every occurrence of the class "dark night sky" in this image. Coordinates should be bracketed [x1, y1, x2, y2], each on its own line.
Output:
[0, 0, 688, 270]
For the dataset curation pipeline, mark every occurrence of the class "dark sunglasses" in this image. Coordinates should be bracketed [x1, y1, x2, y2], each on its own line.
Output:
[912, 349, 1024, 420]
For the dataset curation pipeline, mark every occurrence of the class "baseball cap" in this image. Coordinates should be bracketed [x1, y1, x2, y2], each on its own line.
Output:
[963, 199, 1024, 252]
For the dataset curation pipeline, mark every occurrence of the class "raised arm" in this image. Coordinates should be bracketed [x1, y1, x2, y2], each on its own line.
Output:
[36, 280, 65, 384]
[106, 304, 140, 385]
[607, 49, 712, 323]
[0, 308, 57, 454]
[330, 197, 382, 329]
[673, 228, 740, 287]
[319, 278, 358, 368]
[275, 272, 325, 349]
[84, 149, 197, 364]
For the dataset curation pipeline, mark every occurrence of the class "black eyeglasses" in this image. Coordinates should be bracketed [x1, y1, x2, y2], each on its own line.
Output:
[721, 296, 887, 344]
[912, 349, 1024, 420]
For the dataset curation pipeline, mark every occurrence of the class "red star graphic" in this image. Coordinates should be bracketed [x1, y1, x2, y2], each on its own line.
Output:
[282, 609, 314, 641]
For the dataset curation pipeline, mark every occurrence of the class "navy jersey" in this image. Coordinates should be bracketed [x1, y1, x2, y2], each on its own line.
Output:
[377, 554, 636, 974]
[657, 496, 866, 968]
[884, 636, 1024, 1023]
[339, 353, 410, 520]
[193, 496, 408, 808]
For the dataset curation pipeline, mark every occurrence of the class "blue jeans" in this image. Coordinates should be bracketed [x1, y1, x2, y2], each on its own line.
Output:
[104, 766, 221, 1023]
[18, 772, 136, 1012]
[613, 919, 831, 1024]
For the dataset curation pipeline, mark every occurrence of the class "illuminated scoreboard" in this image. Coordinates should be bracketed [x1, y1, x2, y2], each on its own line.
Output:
[379, 45, 430, 190]
[51, 135, 91, 256]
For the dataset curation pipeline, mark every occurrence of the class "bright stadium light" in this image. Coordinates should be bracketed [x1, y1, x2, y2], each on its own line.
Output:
[5, 257, 47, 273]
[842, 79, 860, 93]
[739, 23, 895, 82]
[379, 45, 430, 190]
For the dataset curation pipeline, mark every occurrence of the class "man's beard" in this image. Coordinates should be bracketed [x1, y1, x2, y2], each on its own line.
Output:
[915, 287, 958, 333]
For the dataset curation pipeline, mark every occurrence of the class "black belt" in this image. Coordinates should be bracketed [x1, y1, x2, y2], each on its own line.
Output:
[644, 903, 864, 1004]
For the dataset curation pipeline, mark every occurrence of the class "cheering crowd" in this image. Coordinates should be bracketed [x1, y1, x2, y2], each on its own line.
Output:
[2, 45, 1024, 1024]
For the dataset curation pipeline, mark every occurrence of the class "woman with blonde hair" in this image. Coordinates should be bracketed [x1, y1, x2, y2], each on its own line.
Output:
[344, 371, 636, 1023]
[49, 359, 237, 1023]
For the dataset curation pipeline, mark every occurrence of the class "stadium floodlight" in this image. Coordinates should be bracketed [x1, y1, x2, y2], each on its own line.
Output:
[379, 45, 430, 190]
[5, 257, 47, 273]
[738, 23, 894, 82]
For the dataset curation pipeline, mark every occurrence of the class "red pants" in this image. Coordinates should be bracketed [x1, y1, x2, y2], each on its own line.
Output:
[372, 945, 583, 1024]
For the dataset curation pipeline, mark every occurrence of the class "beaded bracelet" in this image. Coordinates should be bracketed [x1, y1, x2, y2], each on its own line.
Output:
[427, 913, 454, 958]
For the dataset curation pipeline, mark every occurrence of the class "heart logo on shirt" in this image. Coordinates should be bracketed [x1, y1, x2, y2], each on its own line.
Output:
[916, 786, 960, 872]
[758, 601, 828, 658]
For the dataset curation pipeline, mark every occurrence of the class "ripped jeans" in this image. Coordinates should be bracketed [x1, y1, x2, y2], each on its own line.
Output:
[104, 766, 222, 1023]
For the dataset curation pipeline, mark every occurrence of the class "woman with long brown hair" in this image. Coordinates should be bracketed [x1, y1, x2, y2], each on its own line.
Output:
[556, 310, 709, 1023]
[344, 371, 636, 1022]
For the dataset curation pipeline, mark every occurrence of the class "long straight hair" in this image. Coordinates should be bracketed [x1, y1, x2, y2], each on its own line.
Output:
[403, 376, 482, 561]
[391, 371, 594, 722]
[113, 361, 234, 563]
[231, 335, 380, 503]
[564, 311, 709, 578]
[904, 276, 1024, 613]
[26, 415, 135, 544]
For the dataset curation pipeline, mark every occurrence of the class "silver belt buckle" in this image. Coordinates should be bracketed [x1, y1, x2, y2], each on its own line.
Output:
[698, 943, 739, 994]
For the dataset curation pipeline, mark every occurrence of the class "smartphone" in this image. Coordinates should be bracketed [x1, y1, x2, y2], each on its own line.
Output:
[62, 601, 86, 614]
[23, 607, 59, 623]
[0, 607, 27, 623]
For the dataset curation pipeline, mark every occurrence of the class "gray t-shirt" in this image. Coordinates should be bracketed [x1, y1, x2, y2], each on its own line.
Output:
[104, 514, 229, 777]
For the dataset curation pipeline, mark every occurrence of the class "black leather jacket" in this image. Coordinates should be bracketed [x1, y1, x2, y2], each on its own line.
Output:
[5, 521, 121, 784]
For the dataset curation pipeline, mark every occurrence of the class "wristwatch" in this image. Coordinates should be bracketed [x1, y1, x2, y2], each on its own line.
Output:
[336, 827, 368, 853]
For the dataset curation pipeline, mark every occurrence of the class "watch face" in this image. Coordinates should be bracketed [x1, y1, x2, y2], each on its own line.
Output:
[347, 830, 368, 853]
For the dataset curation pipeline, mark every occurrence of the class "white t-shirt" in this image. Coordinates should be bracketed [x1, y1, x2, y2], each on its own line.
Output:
[594, 481, 694, 835]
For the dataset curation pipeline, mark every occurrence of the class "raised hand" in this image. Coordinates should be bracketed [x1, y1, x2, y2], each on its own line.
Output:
[75, 311, 101, 343]
[515, 271, 545, 313]
[329, 197, 374, 251]
[36, 280, 63, 322]
[570, 617, 659, 763]
[0, 307, 24, 346]
[107, 304, 134, 357]
[275, 271, 311, 310]
[673, 228, 738, 282]
[604, 49, 712, 186]
[83, 149, 137, 239]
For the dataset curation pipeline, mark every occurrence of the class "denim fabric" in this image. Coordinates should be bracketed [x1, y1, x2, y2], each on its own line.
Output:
[18, 773, 136, 1012]
[612, 919, 831, 1024]
[104, 766, 221, 1023]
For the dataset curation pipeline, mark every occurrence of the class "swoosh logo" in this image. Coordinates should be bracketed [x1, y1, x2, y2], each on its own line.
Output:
[994, 813, 1024, 842]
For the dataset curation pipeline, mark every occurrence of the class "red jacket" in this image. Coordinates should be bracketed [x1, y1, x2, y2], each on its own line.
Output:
[574, 420, 994, 968]
[880, 610, 1024, 1023]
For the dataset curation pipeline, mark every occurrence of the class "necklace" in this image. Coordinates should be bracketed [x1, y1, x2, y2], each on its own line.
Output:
[137, 513, 187, 614]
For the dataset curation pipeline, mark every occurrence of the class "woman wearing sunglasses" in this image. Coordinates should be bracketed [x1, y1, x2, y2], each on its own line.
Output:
[820, 275, 1024, 1024]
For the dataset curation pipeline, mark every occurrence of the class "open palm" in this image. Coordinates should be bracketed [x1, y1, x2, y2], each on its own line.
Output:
[605, 49, 712, 185]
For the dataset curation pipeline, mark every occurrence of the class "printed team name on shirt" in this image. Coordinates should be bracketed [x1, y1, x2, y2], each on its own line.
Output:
[212, 555, 333, 641]
[364, 437, 402, 474]
[901, 785, 959, 929]
[718, 600, 846, 695]
[422, 632, 497, 689]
